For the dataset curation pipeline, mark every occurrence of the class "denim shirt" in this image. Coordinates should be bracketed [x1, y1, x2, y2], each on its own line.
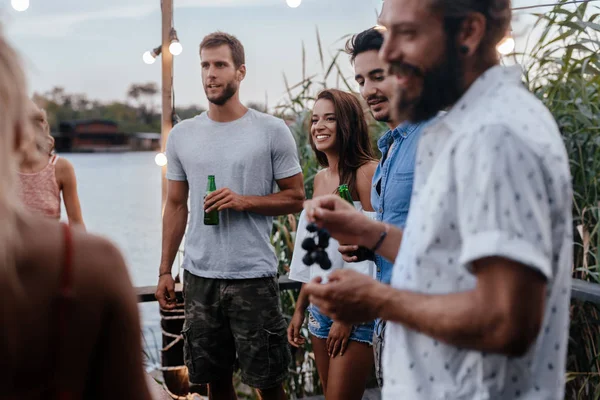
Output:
[371, 120, 432, 284]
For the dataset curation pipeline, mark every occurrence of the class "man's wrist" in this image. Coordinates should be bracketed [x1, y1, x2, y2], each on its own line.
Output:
[372, 283, 396, 320]
[359, 220, 387, 249]
[240, 195, 252, 212]
[159, 269, 172, 278]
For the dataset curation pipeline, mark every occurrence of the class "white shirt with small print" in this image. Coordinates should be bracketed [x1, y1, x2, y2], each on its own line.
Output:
[382, 65, 573, 400]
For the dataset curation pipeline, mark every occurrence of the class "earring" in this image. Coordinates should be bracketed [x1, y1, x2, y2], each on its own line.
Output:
[459, 45, 469, 55]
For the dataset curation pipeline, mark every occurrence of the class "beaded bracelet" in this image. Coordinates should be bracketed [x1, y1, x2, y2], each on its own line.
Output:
[371, 224, 390, 252]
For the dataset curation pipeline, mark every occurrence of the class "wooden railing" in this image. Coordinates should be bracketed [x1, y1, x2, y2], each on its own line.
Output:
[136, 277, 599, 304]
[135, 275, 302, 302]
[571, 279, 600, 304]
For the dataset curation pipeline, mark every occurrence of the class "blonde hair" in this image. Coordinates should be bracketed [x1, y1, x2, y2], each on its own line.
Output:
[0, 27, 29, 361]
[27, 99, 54, 155]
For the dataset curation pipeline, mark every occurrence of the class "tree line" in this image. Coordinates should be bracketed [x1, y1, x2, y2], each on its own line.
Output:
[32, 82, 269, 134]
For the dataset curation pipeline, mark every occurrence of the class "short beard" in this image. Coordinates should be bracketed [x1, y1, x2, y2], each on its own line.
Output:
[207, 81, 238, 106]
[391, 35, 464, 123]
[374, 112, 390, 124]
[366, 94, 391, 123]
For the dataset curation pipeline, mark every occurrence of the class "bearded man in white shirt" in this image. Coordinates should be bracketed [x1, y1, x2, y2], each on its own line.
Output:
[303, 0, 573, 399]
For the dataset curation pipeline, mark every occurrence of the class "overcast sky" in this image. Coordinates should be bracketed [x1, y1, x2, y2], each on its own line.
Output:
[2, 0, 545, 109]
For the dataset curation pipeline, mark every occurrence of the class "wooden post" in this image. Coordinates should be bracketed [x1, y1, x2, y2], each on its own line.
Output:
[161, 0, 173, 212]
[159, 0, 190, 397]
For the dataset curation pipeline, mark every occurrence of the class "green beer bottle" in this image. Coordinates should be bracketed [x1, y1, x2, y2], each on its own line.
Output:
[204, 175, 219, 225]
[338, 184, 374, 261]
[338, 184, 354, 204]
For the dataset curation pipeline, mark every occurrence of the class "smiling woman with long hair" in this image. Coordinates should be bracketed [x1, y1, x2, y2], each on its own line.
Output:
[288, 89, 378, 400]
[0, 29, 151, 399]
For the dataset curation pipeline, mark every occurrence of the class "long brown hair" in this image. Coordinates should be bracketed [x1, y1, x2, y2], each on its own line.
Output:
[309, 89, 376, 197]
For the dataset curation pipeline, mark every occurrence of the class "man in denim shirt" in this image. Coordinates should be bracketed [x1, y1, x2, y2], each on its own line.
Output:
[345, 27, 436, 387]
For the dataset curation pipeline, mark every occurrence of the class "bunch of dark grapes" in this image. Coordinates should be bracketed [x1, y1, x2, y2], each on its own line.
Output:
[301, 223, 332, 270]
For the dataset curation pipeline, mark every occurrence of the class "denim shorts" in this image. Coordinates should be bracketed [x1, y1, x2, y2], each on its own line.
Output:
[307, 304, 374, 345]
[373, 319, 387, 387]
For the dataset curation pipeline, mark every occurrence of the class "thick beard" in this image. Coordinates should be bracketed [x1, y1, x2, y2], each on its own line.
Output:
[206, 81, 238, 106]
[393, 37, 464, 124]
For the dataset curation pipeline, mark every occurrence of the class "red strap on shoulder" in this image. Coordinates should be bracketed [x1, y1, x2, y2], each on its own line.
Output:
[51, 224, 75, 399]
[59, 223, 73, 298]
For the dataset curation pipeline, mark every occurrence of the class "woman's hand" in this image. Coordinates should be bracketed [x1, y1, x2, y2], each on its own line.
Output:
[287, 310, 306, 348]
[327, 321, 353, 358]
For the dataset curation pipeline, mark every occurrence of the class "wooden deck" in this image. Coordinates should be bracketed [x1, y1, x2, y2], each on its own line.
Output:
[137, 277, 599, 399]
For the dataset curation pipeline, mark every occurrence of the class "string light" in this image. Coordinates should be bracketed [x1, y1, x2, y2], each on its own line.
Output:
[155, 153, 168, 167]
[169, 29, 183, 56]
[11, 0, 29, 12]
[286, 0, 302, 8]
[497, 33, 516, 55]
[143, 46, 162, 65]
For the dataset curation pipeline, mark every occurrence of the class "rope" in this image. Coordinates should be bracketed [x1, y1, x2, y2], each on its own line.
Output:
[161, 314, 186, 321]
[160, 306, 185, 313]
[158, 365, 187, 372]
[162, 329, 182, 339]
[162, 335, 183, 352]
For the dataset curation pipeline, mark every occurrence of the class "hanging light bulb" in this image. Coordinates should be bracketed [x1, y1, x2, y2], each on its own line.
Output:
[143, 51, 156, 65]
[155, 153, 168, 167]
[169, 41, 182, 56]
[169, 29, 183, 56]
[286, 0, 302, 8]
[11, 0, 29, 12]
[497, 32, 515, 56]
[143, 46, 162, 65]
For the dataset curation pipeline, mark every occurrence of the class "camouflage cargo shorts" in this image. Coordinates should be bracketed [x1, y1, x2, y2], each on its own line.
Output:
[182, 270, 291, 389]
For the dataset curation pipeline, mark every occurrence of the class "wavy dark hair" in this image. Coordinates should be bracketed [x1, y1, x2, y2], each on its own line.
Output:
[345, 26, 385, 64]
[309, 89, 376, 198]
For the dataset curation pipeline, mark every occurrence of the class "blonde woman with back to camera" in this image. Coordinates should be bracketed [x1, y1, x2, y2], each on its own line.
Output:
[18, 99, 86, 229]
[0, 29, 152, 399]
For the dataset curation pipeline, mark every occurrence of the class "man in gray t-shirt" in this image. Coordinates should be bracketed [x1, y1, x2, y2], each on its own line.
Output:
[156, 32, 304, 400]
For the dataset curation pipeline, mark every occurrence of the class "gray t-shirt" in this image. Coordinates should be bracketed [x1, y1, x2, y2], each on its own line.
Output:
[166, 109, 302, 279]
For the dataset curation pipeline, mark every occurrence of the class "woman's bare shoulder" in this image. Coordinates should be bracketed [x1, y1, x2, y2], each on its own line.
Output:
[54, 156, 74, 173]
[312, 169, 327, 192]
[313, 168, 328, 182]
[71, 227, 132, 296]
[357, 161, 378, 182]
[360, 160, 379, 172]
[21, 216, 131, 297]
[54, 157, 75, 182]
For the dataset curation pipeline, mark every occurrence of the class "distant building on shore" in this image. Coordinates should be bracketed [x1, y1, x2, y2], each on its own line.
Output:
[53, 119, 160, 152]
[53, 119, 129, 152]
[129, 132, 161, 151]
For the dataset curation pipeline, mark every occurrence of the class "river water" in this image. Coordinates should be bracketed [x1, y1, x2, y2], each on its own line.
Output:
[60, 152, 167, 367]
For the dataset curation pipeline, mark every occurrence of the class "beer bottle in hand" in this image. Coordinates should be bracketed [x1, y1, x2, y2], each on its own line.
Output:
[204, 175, 219, 225]
[338, 184, 353, 204]
[337, 184, 374, 261]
